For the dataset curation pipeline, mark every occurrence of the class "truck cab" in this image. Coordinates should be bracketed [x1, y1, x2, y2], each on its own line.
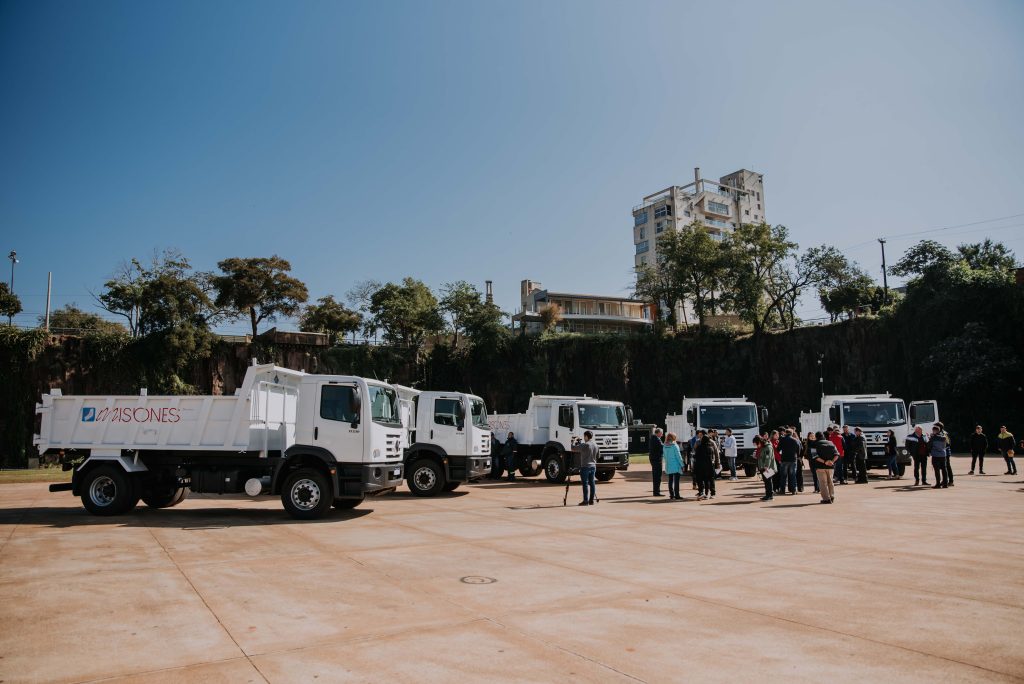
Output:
[666, 397, 766, 477]
[394, 387, 492, 496]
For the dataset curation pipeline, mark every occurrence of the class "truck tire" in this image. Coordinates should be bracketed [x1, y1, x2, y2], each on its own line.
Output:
[333, 497, 364, 510]
[141, 486, 188, 509]
[596, 470, 615, 482]
[442, 481, 461, 492]
[407, 458, 445, 497]
[519, 463, 541, 477]
[281, 467, 334, 519]
[543, 453, 567, 484]
[743, 464, 757, 478]
[80, 465, 140, 516]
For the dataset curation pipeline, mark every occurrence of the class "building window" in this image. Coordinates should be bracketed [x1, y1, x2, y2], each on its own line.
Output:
[635, 211, 648, 226]
[756, 192, 760, 200]
[639, 227, 646, 240]
[654, 204, 671, 218]
[757, 203, 761, 210]
[745, 209, 750, 216]
[639, 256, 647, 265]
[707, 200, 729, 215]
[636, 240, 649, 254]
[684, 210, 691, 217]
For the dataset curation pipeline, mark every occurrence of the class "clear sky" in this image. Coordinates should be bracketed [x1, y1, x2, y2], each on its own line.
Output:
[2, 0, 1022, 333]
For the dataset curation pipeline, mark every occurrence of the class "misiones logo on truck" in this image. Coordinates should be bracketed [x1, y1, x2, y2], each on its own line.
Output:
[81, 407, 182, 423]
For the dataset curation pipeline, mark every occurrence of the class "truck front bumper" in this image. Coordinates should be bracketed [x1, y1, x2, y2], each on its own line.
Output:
[353, 462, 404, 496]
[600, 451, 629, 471]
[448, 454, 492, 483]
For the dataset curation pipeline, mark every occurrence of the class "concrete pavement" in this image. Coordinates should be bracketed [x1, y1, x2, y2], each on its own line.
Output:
[1, 461, 1022, 683]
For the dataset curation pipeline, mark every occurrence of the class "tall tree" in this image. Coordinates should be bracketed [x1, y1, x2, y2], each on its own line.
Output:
[213, 256, 308, 338]
[761, 245, 853, 331]
[299, 295, 362, 344]
[819, 269, 881, 322]
[658, 224, 730, 329]
[634, 264, 681, 331]
[723, 223, 797, 334]
[365, 278, 444, 348]
[889, 239, 956, 278]
[0, 283, 21, 323]
[439, 281, 481, 347]
[957, 239, 1017, 272]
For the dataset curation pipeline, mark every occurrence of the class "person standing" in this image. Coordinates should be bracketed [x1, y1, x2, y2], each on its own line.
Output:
[649, 427, 665, 496]
[662, 432, 684, 500]
[829, 427, 846, 485]
[490, 433, 504, 479]
[723, 428, 738, 481]
[693, 431, 714, 500]
[813, 432, 837, 503]
[937, 422, 954, 486]
[928, 426, 949, 489]
[906, 426, 929, 486]
[997, 426, 1016, 475]
[502, 432, 518, 482]
[755, 435, 776, 501]
[779, 429, 801, 494]
[805, 431, 820, 494]
[840, 425, 856, 484]
[794, 426, 805, 493]
[885, 429, 899, 479]
[576, 431, 599, 505]
[969, 425, 987, 475]
[770, 430, 783, 494]
[852, 427, 869, 484]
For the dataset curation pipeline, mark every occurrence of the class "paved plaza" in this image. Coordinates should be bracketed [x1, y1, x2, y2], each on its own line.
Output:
[1, 461, 1022, 683]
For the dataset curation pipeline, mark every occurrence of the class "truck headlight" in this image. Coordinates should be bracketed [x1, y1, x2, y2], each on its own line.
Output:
[373, 448, 381, 459]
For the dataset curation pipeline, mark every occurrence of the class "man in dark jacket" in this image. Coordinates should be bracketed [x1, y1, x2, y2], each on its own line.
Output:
[649, 428, 665, 496]
[779, 429, 802, 494]
[840, 426, 856, 484]
[852, 428, 869, 483]
[502, 432, 518, 482]
[969, 425, 987, 475]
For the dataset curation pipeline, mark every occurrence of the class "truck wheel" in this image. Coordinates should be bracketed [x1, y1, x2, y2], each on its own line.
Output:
[543, 454, 567, 484]
[141, 486, 188, 509]
[442, 481, 461, 492]
[80, 465, 139, 516]
[407, 458, 445, 497]
[334, 497, 363, 510]
[743, 464, 757, 478]
[281, 468, 334, 519]
[519, 463, 541, 477]
[596, 470, 615, 482]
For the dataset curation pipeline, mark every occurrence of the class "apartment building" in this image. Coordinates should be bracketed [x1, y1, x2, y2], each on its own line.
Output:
[632, 167, 765, 270]
[512, 279, 653, 335]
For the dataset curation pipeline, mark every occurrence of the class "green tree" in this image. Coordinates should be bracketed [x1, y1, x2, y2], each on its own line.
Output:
[723, 223, 796, 334]
[538, 303, 562, 333]
[463, 300, 509, 348]
[819, 270, 881, 322]
[0, 283, 21, 323]
[634, 264, 681, 331]
[96, 259, 145, 336]
[957, 239, 1017, 272]
[659, 224, 730, 328]
[889, 239, 956, 278]
[299, 295, 362, 344]
[439, 280, 481, 347]
[43, 305, 126, 333]
[365, 278, 444, 348]
[213, 256, 309, 338]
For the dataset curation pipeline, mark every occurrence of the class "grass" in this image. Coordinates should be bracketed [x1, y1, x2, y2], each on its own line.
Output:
[0, 468, 72, 484]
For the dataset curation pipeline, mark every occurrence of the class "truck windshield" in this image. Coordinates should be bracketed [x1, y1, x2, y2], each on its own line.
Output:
[578, 403, 625, 429]
[841, 401, 906, 427]
[369, 385, 401, 426]
[912, 403, 937, 424]
[698, 405, 757, 429]
[470, 399, 488, 428]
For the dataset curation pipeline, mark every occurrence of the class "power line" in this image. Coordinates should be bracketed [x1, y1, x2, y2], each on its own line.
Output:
[840, 211, 1024, 251]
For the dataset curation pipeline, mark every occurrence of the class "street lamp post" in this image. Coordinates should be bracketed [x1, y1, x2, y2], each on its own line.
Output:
[817, 354, 824, 398]
[7, 250, 17, 326]
[878, 238, 889, 305]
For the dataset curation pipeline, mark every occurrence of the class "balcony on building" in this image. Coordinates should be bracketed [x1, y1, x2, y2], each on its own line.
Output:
[513, 280, 654, 336]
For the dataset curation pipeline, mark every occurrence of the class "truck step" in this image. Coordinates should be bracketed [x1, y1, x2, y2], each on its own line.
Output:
[48, 482, 74, 492]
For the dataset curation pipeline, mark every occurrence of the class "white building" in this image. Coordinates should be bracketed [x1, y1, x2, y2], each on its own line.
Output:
[512, 279, 653, 335]
[632, 167, 765, 271]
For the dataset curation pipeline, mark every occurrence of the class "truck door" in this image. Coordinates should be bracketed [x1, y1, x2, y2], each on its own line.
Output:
[430, 396, 466, 456]
[314, 383, 364, 462]
[553, 403, 575, 449]
[908, 401, 939, 430]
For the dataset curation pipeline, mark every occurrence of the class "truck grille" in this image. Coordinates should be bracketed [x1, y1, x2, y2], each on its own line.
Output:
[480, 434, 490, 455]
[595, 434, 623, 453]
[385, 432, 403, 457]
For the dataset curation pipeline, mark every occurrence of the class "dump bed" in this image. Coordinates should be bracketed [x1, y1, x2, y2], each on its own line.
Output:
[34, 365, 301, 455]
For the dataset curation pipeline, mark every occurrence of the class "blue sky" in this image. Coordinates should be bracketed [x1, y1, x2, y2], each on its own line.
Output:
[2, 0, 1022, 333]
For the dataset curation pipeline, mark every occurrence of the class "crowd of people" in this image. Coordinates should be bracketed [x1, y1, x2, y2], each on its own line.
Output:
[487, 423, 1021, 507]
[645, 422, 1021, 505]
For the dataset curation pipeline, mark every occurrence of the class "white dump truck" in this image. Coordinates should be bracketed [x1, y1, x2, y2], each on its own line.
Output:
[799, 394, 940, 474]
[393, 385, 492, 496]
[488, 395, 631, 483]
[665, 397, 767, 477]
[34, 363, 405, 519]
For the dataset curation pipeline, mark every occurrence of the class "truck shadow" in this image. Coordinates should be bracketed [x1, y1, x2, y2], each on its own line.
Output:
[15, 505, 373, 529]
[386, 491, 470, 499]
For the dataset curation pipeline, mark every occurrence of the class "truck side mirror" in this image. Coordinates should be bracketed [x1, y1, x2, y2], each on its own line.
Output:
[908, 405, 917, 423]
[828, 406, 839, 423]
[686, 408, 696, 425]
[759, 406, 768, 423]
[350, 389, 362, 428]
[625, 405, 634, 425]
[457, 403, 466, 430]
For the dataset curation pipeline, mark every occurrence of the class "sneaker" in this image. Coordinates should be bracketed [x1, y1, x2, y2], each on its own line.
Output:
[968, 470, 974, 475]
[653, 493, 665, 497]
[760, 496, 771, 501]
[914, 480, 919, 486]
[730, 476, 738, 481]
[820, 500, 830, 504]
[932, 484, 941, 489]
[979, 471, 986, 475]
[578, 501, 588, 506]
[941, 484, 948, 488]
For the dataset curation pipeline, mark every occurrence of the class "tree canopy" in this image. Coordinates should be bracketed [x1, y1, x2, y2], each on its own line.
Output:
[213, 256, 308, 338]
[365, 277, 444, 348]
[299, 295, 362, 344]
[0, 283, 21, 322]
[43, 305, 126, 334]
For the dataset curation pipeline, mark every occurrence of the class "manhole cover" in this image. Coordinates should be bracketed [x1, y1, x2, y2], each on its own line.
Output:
[460, 576, 497, 584]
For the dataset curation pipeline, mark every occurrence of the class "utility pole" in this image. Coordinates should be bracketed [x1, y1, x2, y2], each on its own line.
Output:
[817, 354, 824, 398]
[878, 238, 889, 305]
[45, 272, 52, 331]
[7, 250, 17, 326]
